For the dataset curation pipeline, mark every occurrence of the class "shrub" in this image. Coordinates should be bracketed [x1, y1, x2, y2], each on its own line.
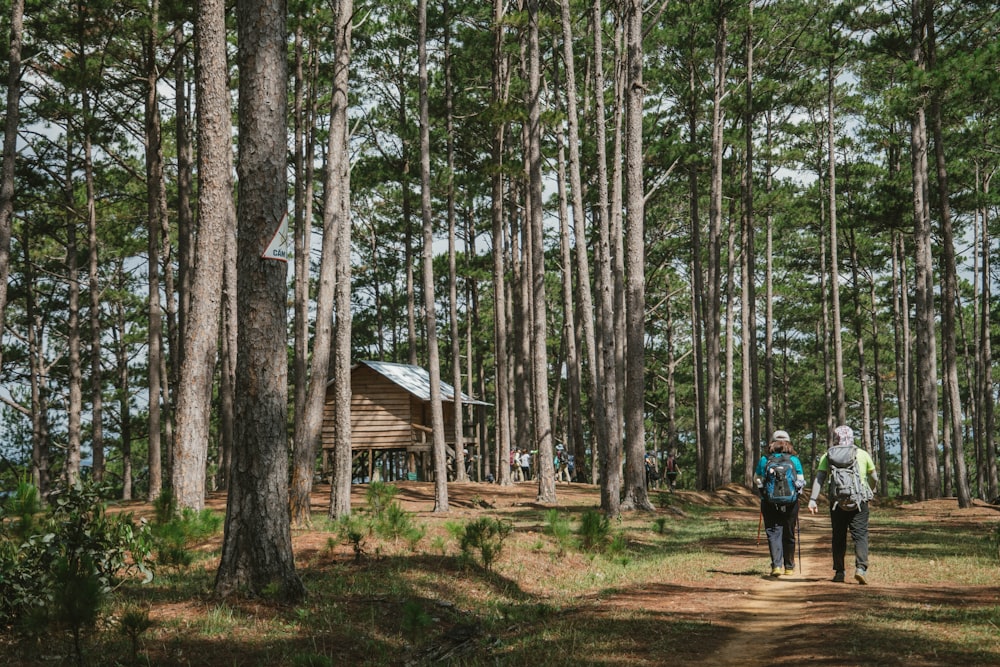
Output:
[336, 514, 370, 563]
[0, 481, 154, 657]
[544, 509, 573, 554]
[458, 517, 513, 571]
[118, 603, 154, 664]
[577, 510, 611, 551]
[151, 507, 223, 569]
[365, 481, 399, 517]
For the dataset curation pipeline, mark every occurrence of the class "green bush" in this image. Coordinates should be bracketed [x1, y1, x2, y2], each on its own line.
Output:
[577, 510, 611, 551]
[459, 517, 513, 571]
[365, 481, 399, 517]
[545, 509, 573, 554]
[0, 482, 154, 652]
[151, 507, 223, 569]
[336, 514, 370, 563]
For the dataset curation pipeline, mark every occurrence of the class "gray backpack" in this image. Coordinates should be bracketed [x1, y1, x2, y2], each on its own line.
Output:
[826, 444, 873, 510]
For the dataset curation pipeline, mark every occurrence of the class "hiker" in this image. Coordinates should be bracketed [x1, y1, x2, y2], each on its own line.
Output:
[755, 430, 806, 577]
[510, 449, 522, 482]
[520, 449, 532, 481]
[807, 424, 878, 584]
[644, 452, 660, 490]
[664, 453, 681, 491]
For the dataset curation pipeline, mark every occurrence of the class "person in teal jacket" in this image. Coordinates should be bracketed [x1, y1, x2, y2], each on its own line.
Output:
[755, 430, 806, 577]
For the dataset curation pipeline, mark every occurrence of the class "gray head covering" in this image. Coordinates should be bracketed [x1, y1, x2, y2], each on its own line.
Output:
[834, 424, 854, 447]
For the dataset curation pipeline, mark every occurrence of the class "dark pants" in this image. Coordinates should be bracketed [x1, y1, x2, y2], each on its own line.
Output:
[761, 500, 798, 569]
[830, 501, 869, 572]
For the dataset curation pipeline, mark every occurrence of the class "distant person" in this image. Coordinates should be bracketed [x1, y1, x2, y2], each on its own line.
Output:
[520, 449, 532, 481]
[664, 453, 681, 492]
[510, 449, 521, 481]
[807, 424, 878, 584]
[755, 430, 805, 577]
[644, 452, 660, 490]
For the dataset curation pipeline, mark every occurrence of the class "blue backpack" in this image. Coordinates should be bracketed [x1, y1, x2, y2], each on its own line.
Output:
[763, 454, 799, 506]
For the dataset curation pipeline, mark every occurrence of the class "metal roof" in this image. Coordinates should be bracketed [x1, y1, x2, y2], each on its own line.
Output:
[358, 360, 491, 406]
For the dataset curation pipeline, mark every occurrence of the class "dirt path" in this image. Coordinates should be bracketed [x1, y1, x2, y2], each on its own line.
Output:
[678, 510, 881, 666]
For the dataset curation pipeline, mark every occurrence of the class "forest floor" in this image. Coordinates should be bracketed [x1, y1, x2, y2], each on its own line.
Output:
[6, 480, 1000, 666]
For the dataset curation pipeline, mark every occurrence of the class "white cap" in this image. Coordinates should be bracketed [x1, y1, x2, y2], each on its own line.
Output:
[772, 430, 790, 442]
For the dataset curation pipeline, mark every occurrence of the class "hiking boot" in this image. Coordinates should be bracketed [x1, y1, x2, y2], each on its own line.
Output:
[784, 567, 796, 575]
[854, 568, 868, 585]
[770, 566, 783, 577]
[832, 570, 845, 583]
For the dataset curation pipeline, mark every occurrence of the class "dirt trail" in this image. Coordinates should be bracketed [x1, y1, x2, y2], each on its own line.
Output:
[695, 511, 869, 666]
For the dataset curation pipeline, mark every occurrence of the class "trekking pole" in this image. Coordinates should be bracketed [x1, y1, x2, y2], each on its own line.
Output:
[756, 512, 763, 547]
[797, 515, 802, 574]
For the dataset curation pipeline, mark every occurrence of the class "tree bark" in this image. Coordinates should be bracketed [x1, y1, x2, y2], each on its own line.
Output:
[490, 0, 512, 486]
[444, 1, 467, 484]
[892, 233, 912, 496]
[65, 142, 82, 488]
[526, 0, 555, 504]
[216, 0, 303, 600]
[704, 9, 726, 490]
[417, 0, 449, 512]
[592, 0, 620, 514]
[173, 0, 235, 511]
[909, 0, 940, 500]
[0, 0, 22, 373]
[144, 0, 165, 501]
[928, 10, 971, 508]
[620, 0, 651, 511]
[826, 60, 846, 426]
[559, 0, 596, 484]
[329, 0, 354, 518]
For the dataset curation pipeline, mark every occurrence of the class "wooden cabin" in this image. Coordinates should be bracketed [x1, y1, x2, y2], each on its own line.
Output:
[321, 360, 490, 483]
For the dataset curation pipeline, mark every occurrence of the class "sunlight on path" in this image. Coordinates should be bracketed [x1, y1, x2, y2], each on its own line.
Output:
[700, 512, 868, 666]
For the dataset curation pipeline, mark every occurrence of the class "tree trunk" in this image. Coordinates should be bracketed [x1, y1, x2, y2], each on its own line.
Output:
[329, 0, 354, 518]
[526, 0, 555, 504]
[704, 10, 726, 490]
[444, 2, 467, 484]
[218, 237, 237, 492]
[978, 168, 998, 500]
[173, 0, 235, 511]
[928, 11, 971, 507]
[893, 233, 912, 496]
[65, 143, 82, 487]
[290, 12, 311, 524]
[741, 1, 760, 485]
[175, 25, 195, 364]
[216, 0, 303, 601]
[83, 85, 104, 483]
[297, 0, 351, 523]
[144, 0, 164, 501]
[620, 0, 650, 512]
[592, 0, 621, 515]
[555, 119, 582, 491]
[0, 0, 22, 373]
[827, 61, 846, 426]
[909, 0, 940, 500]
[490, 0, 511, 486]
[417, 0, 449, 512]
[848, 233, 872, 455]
[559, 0, 596, 484]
